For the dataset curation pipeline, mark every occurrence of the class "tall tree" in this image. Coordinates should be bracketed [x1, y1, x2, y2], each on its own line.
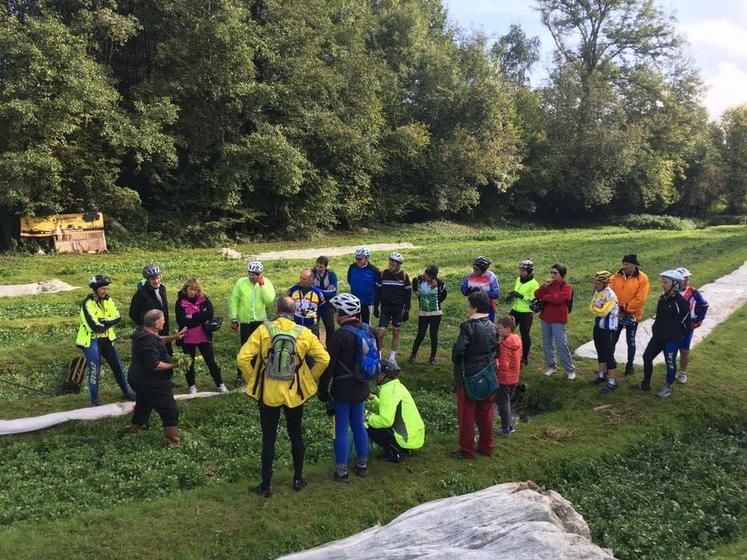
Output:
[719, 104, 747, 213]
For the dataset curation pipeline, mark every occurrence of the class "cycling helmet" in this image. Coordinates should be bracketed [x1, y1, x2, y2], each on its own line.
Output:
[473, 256, 492, 269]
[675, 267, 692, 278]
[89, 275, 112, 290]
[354, 247, 370, 258]
[660, 269, 684, 289]
[379, 358, 400, 381]
[519, 259, 534, 272]
[142, 264, 161, 279]
[329, 293, 361, 317]
[246, 261, 264, 275]
[594, 270, 612, 284]
[388, 252, 404, 264]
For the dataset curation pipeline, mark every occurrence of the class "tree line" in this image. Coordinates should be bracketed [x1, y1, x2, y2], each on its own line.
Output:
[1, 0, 746, 247]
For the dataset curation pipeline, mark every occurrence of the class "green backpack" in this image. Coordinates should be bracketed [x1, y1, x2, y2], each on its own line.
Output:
[264, 321, 303, 381]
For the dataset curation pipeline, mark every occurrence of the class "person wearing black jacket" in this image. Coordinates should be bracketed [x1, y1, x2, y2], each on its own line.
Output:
[175, 278, 227, 394]
[318, 293, 378, 482]
[452, 291, 500, 459]
[631, 270, 692, 399]
[128, 309, 186, 445]
[129, 264, 172, 354]
[374, 252, 411, 367]
[408, 265, 448, 364]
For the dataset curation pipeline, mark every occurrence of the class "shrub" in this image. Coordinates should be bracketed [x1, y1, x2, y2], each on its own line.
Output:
[618, 214, 698, 231]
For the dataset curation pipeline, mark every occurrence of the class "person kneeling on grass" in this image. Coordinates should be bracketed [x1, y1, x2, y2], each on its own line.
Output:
[366, 359, 425, 463]
[495, 316, 522, 435]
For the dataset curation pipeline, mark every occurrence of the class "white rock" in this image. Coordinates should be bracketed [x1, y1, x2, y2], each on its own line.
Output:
[280, 482, 615, 560]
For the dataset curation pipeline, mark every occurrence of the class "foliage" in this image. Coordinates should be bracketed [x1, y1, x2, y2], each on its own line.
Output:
[617, 214, 698, 230]
[719, 104, 747, 213]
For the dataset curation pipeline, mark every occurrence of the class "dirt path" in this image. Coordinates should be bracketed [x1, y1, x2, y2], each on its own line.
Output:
[252, 242, 418, 261]
[0, 280, 77, 298]
[575, 261, 747, 365]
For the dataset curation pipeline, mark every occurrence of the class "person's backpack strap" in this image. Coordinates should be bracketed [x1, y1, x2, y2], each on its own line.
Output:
[335, 324, 361, 381]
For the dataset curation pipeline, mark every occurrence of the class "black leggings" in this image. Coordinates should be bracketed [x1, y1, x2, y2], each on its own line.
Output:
[129, 381, 178, 428]
[236, 321, 262, 381]
[183, 342, 223, 387]
[367, 426, 402, 454]
[320, 307, 335, 341]
[410, 315, 442, 359]
[593, 325, 617, 370]
[509, 310, 533, 362]
[259, 402, 305, 487]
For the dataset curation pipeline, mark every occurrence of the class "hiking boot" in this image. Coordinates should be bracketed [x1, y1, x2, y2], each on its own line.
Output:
[354, 464, 368, 478]
[567, 371, 576, 381]
[624, 363, 635, 376]
[332, 471, 349, 483]
[252, 483, 272, 497]
[601, 382, 618, 394]
[656, 384, 673, 399]
[293, 478, 308, 491]
[188, 385, 198, 395]
[379, 450, 401, 463]
[164, 426, 180, 446]
[407, 355, 416, 364]
[630, 381, 651, 391]
[676, 371, 688, 384]
[543, 367, 557, 377]
[501, 426, 516, 435]
[234, 376, 246, 389]
[429, 356, 437, 365]
[123, 391, 137, 402]
[589, 375, 607, 386]
[217, 383, 229, 394]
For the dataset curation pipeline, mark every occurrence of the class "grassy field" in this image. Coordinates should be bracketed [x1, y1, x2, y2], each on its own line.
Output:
[1, 223, 746, 559]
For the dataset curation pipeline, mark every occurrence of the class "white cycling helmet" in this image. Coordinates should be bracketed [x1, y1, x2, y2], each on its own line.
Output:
[329, 293, 361, 317]
[660, 269, 684, 289]
[675, 267, 692, 278]
[246, 261, 264, 275]
[519, 259, 534, 271]
[354, 247, 370, 257]
[388, 252, 404, 264]
[142, 264, 161, 278]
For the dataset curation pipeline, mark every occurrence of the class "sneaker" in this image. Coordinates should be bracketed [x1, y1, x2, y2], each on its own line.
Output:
[332, 471, 349, 483]
[429, 356, 436, 365]
[630, 381, 651, 391]
[354, 464, 368, 478]
[676, 371, 688, 384]
[92, 400, 101, 407]
[407, 355, 416, 364]
[656, 384, 673, 398]
[293, 478, 308, 491]
[123, 391, 137, 402]
[501, 426, 516, 435]
[521, 358, 528, 366]
[188, 385, 198, 395]
[624, 363, 635, 376]
[601, 382, 618, 394]
[589, 375, 607, 385]
[252, 483, 272, 497]
[234, 377, 246, 389]
[379, 450, 401, 463]
[543, 367, 557, 377]
[567, 371, 576, 381]
[217, 383, 229, 394]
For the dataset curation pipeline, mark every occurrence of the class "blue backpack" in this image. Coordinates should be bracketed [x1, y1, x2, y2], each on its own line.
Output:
[338, 324, 381, 383]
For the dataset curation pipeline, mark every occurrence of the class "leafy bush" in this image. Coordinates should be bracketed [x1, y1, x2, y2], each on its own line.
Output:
[702, 215, 747, 226]
[542, 425, 747, 560]
[618, 214, 698, 231]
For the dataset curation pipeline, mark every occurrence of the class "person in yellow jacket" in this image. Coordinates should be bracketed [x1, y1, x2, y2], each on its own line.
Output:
[366, 360, 425, 463]
[230, 260, 276, 388]
[610, 254, 650, 376]
[76, 275, 135, 406]
[237, 296, 330, 497]
[587, 271, 620, 393]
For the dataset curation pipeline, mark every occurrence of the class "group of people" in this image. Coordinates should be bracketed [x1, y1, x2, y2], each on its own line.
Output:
[73, 246, 709, 489]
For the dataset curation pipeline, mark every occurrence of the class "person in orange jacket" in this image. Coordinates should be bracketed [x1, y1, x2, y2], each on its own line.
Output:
[495, 316, 522, 435]
[610, 254, 650, 376]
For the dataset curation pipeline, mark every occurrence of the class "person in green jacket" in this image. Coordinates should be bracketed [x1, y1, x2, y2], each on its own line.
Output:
[76, 275, 135, 406]
[229, 261, 276, 387]
[505, 259, 540, 366]
[365, 359, 425, 462]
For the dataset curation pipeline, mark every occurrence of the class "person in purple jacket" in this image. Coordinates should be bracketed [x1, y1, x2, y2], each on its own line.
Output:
[460, 256, 500, 322]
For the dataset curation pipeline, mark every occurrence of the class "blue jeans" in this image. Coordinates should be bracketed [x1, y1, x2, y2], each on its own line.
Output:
[541, 320, 575, 373]
[333, 400, 368, 465]
[80, 338, 128, 404]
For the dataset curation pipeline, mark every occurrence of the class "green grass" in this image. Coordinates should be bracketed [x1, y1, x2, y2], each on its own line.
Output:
[1, 222, 747, 559]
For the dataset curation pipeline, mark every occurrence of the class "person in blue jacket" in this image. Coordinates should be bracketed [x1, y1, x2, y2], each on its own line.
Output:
[312, 256, 338, 341]
[347, 247, 380, 325]
[460, 256, 501, 322]
[288, 269, 326, 337]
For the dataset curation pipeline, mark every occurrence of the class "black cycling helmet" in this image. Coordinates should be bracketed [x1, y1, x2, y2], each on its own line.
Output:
[379, 359, 400, 382]
[89, 275, 112, 290]
[473, 256, 492, 270]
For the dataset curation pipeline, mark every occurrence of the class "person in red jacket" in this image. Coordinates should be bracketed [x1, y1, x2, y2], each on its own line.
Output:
[495, 316, 522, 435]
[534, 263, 576, 380]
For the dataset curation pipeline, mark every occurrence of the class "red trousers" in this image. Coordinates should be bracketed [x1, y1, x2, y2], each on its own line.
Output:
[456, 384, 495, 458]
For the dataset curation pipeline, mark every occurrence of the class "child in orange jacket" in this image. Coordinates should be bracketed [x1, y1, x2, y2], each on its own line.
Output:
[495, 316, 523, 435]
